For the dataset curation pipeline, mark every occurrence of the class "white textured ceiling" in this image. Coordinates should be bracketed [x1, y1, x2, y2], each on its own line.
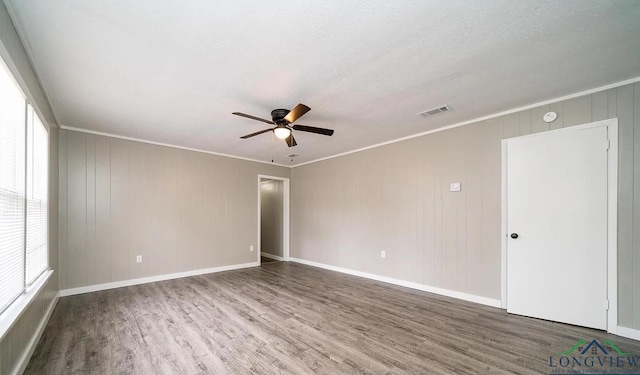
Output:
[5, 0, 640, 165]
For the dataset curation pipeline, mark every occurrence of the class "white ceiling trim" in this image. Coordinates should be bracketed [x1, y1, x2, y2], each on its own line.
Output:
[58, 125, 292, 168]
[291, 75, 640, 168]
[61, 75, 640, 170]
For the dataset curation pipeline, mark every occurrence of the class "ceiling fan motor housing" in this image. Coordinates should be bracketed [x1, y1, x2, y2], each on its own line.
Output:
[271, 109, 291, 124]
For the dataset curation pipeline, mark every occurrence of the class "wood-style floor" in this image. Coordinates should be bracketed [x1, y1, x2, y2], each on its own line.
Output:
[260, 256, 279, 263]
[27, 262, 640, 374]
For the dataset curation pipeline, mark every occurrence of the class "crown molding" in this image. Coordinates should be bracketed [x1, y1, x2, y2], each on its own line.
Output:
[58, 125, 292, 168]
[290, 75, 640, 167]
[60, 75, 640, 169]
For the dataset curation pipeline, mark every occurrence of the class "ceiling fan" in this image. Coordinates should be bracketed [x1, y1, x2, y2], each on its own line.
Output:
[233, 103, 334, 147]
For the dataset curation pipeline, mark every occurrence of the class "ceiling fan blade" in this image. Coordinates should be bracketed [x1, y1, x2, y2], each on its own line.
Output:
[240, 128, 273, 139]
[232, 112, 274, 124]
[285, 134, 297, 147]
[292, 124, 334, 136]
[284, 103, 311, 123]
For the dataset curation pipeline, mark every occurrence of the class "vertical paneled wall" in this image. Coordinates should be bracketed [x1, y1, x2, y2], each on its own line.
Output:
[291, 83, 640, 329]
[58, 130, 290, 290]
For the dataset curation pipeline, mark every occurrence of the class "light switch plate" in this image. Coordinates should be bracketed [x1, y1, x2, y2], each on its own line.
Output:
[450, 182, 461, 192]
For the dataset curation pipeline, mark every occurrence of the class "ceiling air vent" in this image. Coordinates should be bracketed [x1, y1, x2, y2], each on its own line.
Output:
[417, 105, 453, 118]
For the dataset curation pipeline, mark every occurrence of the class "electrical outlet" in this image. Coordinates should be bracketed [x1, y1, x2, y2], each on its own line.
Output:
[136, 255, 142, 263]
[381, 251, 386, 259]
[250, 245, 254, 252]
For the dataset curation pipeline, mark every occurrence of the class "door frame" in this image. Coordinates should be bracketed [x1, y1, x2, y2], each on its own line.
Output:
[257, 174, 290, 263]
[500, 118, 618, 333]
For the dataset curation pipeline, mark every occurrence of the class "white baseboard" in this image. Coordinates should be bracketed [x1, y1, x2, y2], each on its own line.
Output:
[60, 262, 259, 297]
[14, 291, 59, 375]
[616, 326, 640, 341]
[261, 252, 284, 261]
[289, 257, 502, 308]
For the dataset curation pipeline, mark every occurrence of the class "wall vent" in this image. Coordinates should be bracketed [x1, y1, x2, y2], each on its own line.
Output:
[417, 105, 453, 118]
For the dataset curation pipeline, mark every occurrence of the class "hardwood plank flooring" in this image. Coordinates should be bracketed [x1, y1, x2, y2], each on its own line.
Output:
[26, 262, 640, 374]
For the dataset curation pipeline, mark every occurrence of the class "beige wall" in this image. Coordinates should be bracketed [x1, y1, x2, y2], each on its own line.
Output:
[0, 2, 59, 374]
[291, 83, 640, 329]
[260, 179, 284, 258]
[58, 130, 290, 290]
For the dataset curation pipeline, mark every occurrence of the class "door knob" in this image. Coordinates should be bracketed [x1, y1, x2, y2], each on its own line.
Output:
[510, 233, 518, 239]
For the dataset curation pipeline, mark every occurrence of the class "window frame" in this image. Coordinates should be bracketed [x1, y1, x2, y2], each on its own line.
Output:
[0, 54, 52, 342]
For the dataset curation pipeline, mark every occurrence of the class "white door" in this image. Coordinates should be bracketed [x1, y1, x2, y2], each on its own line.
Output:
[506, 124, 609, 330]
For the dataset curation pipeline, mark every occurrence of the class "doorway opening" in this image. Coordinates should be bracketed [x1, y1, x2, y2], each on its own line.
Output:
[258, 175, 290, 265]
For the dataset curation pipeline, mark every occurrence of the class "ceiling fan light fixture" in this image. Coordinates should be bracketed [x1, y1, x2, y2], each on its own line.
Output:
[274, 126, 291, 139]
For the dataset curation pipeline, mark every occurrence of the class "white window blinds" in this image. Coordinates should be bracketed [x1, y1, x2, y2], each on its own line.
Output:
[0, 60, 49, 317]
[0, 63, 26, 314]
[26, 105, 48, 284]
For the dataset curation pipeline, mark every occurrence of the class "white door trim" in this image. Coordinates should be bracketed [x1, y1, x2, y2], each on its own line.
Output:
[500, 118, 618, 333]
[257, 174, 291, 263]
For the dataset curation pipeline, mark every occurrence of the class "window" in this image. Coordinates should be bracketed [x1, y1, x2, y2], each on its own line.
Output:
[0, 59, 48, 316]
[26, 104, 48, 284]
